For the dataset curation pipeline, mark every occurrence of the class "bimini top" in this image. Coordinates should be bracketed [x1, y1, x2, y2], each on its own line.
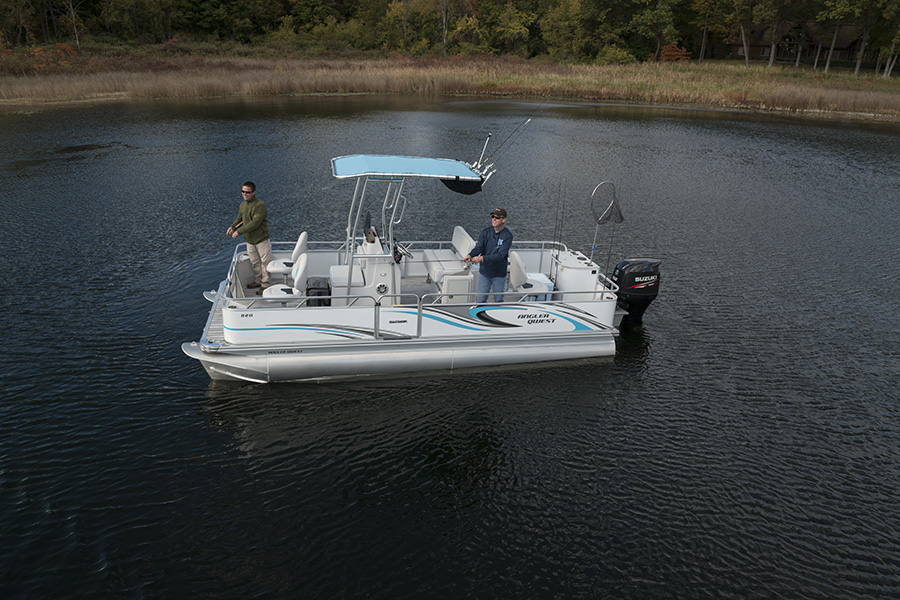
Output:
[331, 154, 482, 181]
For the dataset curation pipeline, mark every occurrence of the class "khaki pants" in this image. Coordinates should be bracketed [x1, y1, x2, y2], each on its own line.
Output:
[247, 238, 273, 286]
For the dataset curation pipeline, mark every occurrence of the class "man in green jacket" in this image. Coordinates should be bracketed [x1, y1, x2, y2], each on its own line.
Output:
[227, 181, 271, 295]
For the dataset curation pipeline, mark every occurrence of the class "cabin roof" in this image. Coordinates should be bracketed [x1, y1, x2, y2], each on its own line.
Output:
[331, 154, 483, 181]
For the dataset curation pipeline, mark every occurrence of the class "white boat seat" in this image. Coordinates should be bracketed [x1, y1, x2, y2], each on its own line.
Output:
[263, 254, 308, 298]
[509, 251, 552, 300]
[267, 231, 308, 281]
[423, 225, 475, 284]
[329, 264, 365, 288]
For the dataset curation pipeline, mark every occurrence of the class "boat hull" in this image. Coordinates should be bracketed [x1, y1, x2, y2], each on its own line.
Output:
[182, 330, 616, 383]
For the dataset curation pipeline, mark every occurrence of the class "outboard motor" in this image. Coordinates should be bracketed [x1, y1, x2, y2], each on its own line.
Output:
[611, 259, 661, 330]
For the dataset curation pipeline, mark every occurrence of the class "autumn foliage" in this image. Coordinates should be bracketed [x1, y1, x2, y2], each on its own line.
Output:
[659, 44, 690, 62]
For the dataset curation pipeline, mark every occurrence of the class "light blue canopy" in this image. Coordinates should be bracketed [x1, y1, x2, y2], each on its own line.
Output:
[331, 154, 482, 181]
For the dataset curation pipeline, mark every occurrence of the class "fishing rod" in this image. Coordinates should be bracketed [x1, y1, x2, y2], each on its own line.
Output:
[478, 99, 549, 171]
[552, 180, 566, 279]
[179, 222, 244, 268]
[187, 221, 242, 257]
[466, 100, 549, 184]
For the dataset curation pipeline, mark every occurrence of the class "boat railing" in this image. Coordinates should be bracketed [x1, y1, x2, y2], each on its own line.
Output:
[229, 293, 379, 310]
[597, 271, 618, 293]
[214, 281, 619, 347]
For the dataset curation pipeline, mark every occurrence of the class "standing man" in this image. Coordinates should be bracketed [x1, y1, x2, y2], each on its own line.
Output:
[463, 208, 513, 303]
[227, 181, 271, 295]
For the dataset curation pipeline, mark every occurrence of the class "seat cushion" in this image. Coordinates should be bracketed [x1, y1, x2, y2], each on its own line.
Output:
[330, 265, 365, 287]
[423, 249, 469, 283]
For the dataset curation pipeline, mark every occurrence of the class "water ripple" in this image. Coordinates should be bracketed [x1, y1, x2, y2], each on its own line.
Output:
[2, 100, 900, 599]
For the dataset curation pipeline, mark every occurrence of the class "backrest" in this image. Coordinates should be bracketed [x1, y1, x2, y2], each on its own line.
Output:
[358, 232, 384, 271]
[291, 253, 309, 290]
[508, 251, 527, 290]
[291, 231, 308, 262]
[451, 226, 475, 257]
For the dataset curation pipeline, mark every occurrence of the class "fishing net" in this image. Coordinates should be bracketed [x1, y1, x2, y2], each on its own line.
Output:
[590, 181, 624, 225]
[589, 181, 624, 271]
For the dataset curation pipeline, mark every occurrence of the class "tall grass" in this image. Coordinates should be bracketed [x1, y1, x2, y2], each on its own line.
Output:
[2, 48, 900, 118]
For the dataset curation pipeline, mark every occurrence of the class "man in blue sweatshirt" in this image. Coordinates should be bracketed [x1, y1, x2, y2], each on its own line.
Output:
[463, 208, 513, 303]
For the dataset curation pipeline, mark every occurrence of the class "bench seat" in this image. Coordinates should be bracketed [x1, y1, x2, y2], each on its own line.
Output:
[423, 226, 475, 284]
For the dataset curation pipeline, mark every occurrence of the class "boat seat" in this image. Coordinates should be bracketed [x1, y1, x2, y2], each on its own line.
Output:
[423, 225, 475, 284]
[263, 254, 308, 298]
[509, 251, 552, 300]
[267, 231, 308, 282]
[329, 264, 365, 288]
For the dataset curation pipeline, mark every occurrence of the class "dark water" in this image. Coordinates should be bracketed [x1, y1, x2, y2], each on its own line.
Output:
[2, 97, 900, 598]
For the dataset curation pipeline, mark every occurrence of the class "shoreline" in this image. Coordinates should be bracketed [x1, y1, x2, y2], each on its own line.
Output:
[4, 90, 898, 126]
[2, 57, 900, 122]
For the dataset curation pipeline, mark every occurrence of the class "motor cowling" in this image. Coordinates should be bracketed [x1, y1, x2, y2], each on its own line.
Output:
[611, 258, 661, 330]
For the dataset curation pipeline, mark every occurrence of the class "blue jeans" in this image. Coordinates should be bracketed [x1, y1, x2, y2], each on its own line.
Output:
[477, 274, 506, 303]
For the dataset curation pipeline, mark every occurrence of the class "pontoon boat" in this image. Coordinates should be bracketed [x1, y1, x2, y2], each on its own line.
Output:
[182, 153, 660, 382]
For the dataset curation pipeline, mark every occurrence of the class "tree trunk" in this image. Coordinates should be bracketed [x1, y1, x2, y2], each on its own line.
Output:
[438, 0, 450, 55]
[824, 26, 838, 74]
[699, 8, 709, 63]
[64, 0, 81, 50]
[813, 42, 821, 69]
[885, 41, 899, 78]
[854, 31, 869, 77]
[767, 13, 783, 69]
[740, 21, 750, 66]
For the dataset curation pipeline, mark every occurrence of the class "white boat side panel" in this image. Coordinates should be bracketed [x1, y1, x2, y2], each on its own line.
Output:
[219, 300, 616, 345]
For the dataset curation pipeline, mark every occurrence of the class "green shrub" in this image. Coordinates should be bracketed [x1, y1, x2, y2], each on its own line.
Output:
[594, 46, 635, 65]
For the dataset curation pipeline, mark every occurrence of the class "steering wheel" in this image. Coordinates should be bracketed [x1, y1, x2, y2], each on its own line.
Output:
[393, 241, 413, 262]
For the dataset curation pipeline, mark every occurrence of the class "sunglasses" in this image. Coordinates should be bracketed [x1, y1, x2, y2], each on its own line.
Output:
[241, 190, 253, 194]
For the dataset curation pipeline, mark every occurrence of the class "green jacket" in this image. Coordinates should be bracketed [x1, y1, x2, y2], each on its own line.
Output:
[231, 196, 269, 245]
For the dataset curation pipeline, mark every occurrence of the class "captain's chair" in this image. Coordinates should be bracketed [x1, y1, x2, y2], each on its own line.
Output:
[263, 254, 309, 298]
[267, 231, 307, 282]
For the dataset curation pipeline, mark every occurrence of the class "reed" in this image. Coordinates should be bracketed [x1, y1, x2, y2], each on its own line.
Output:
[2, 52, 900, 119]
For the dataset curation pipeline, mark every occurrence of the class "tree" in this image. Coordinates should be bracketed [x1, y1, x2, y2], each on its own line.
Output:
[851, 0, 887, 76]
[728, 0, 755, 66]
[59, 0, 83, 49]
[492, 2, 537, 56]
[753, 0, 793, 67]
[541, 0, 588, 59]
[629, 0, 684, 61]
[884, 0, 900, 76]
[379, 0, 409, 50]
[885, 25, 900, 76]
[291, 0, 336, 31]
[1, 0, 38, 45]
[694, 0, 714, 61]
[435, 0, 452, 54]
[686, 0, 734, 61]
[817, 0, 856, 73]
[449, 12, 490, 53]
